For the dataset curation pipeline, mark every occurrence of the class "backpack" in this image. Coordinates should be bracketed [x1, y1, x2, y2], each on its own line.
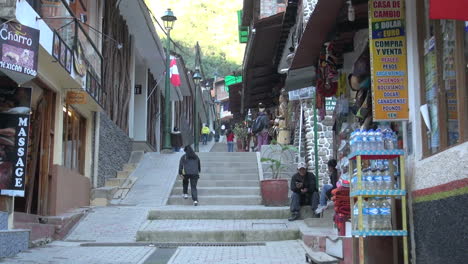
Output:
[252, 115, 265, 133]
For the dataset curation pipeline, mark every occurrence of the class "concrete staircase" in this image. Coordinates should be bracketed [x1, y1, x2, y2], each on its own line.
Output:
[167, 152, 262, 206]
[91, 151, 144, 206]
[0, 211, 29, 258]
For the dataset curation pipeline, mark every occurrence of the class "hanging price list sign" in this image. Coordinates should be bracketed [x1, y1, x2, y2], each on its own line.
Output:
[369, 0, 409, 121]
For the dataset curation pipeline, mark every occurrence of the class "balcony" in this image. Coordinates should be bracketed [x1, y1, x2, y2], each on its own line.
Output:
[27, 0, 105, 108]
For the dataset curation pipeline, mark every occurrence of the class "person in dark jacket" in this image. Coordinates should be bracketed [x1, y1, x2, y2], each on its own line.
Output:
[289, 162, 318, 221]
[178, 145, 201, 206]
[315, 159, 338, 214]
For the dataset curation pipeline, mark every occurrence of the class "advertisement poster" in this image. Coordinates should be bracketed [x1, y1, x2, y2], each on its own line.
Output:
[0, 87, 32, 197]
[369, 0, 409, 121]
[0, 21, 40, 83]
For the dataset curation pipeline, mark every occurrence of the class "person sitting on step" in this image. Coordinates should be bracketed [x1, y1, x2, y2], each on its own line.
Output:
[288, 162, 319, 221]
[315, 159, 338, 214]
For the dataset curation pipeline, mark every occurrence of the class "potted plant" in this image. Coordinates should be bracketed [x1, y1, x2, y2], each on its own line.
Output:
[260, 141, 297, 206]
[233, 123, 248, 152]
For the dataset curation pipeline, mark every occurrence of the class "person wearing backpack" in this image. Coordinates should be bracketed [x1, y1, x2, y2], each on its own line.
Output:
[252, 102, 270, 151]
[178, 145, 201, 206]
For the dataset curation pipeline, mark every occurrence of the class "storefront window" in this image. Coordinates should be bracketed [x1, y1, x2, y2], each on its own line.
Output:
[62, 105, 86, 174]
[419, 1, 468, 156]
[441, 20, 459, 146]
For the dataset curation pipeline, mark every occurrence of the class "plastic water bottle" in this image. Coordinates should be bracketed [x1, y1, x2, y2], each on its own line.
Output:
[363, 200, 370, 230]
[355, 129, 362, 151]
[361, 130, 369, 150]
[350, 130, 356, 152]
[375, 129, 384, 150]
[383, 169, 392, 190]
[368, 198, 380, 230]
[368, 129, 376, 151]
[353, 203, 359, 230]
[380, 198, 392, 230]
[392, 132, 398, 150]
[368, 169, 376, 190]
[374, 169, 383, 190]
[383, 128, 393, 150]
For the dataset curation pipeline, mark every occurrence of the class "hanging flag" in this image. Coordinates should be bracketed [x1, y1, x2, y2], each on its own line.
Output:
[430, 0, 468, 21]
[170, 56, 181, 87]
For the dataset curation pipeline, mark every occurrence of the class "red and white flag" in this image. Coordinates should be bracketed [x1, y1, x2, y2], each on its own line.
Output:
[170, 56, 181, 87]
[430, 0, 468, 21]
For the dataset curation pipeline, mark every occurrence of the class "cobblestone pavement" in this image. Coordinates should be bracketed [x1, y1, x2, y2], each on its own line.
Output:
[0, 241, 155, 264]
[167, 240, 310, 264]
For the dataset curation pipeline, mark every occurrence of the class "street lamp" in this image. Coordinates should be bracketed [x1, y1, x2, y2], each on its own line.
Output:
[193, 68, 202, 152]
[162, 8, 177, 151]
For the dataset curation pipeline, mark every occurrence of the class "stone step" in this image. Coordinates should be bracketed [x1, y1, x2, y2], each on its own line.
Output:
[123, 163, 138, 171]
[198, 152, 257, 157]
[171, 187, 260, 196]
[201, 167, 258, 174]
[199, 157, 257, 163]
[166, 195, 262, 205]
[0, 211, 7, 230]
[137, 219, 300, 243]
[196, 173, 259, 180]
[174, 180, 259, 188]
[202, 161, 258, 168]
[0, 229, 29, 258]
[14, 222, 55, 242]
[90, 187, 118, 206]
[148, 206, 290, 220]
[117, 170, 131, 179]
[105, 178, 126, 187]
[129, 151, 145, 164]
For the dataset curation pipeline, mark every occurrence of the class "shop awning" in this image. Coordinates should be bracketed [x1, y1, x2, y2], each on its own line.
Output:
[430, 0, 468, 20]
[243, 13, 283, 109]
[289, 0, 344, 71]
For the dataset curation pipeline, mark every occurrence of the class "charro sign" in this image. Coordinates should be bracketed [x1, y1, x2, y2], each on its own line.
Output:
[0, 21, 39, 80]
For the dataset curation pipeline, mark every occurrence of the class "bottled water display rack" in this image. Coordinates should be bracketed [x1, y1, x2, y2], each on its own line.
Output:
[349, 150, 408, 264]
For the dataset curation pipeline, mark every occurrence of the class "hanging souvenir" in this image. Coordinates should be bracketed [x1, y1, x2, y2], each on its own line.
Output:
[316, 43, 339, 97]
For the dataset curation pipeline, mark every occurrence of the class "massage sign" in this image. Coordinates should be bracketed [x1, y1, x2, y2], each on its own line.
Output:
[0, 87, 32, 197]
[369, 0, 409, 121]
[0, 21, 39, 83]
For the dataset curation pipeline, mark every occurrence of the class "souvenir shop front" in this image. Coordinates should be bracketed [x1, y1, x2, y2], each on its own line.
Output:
[285, 0, 413, 263]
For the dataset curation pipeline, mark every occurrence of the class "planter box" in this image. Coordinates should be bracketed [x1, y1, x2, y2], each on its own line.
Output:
[260, 179, 289, 206]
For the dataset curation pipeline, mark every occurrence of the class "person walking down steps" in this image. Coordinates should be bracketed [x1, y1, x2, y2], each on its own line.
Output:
[201, 124, 210, 145]
[178, 146, 201, 206]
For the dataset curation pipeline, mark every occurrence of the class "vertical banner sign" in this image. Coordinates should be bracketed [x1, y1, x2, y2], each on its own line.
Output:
[369, 0, 409, 121]
[0, 87, 32, 197]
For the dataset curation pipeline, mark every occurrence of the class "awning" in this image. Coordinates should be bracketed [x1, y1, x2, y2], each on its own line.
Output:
[430, 0, 468, 20]
[243, 13, 283, 109]
[289, 0, 344, 71]
[118, 0, 165, 79]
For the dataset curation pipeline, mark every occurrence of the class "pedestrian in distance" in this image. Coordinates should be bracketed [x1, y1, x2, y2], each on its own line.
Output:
[252, 102, 270, 151]
[178, 145, 201, 206]
[226, 129, 235, 152]
[288, 162, 319, 221]
[315, 159, 338, 214]
[201, 124, 210, 145]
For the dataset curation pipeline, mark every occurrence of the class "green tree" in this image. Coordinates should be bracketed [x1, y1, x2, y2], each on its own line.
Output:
[146, 0, 244, 77]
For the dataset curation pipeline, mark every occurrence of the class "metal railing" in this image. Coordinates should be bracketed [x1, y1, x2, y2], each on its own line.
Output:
[29, 0, 105, 108]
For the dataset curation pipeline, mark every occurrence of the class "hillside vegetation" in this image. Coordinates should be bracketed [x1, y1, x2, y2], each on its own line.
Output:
[146, 0, 245, 77]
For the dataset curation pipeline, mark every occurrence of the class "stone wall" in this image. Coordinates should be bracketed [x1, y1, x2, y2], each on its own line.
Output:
[303, 0, 318, 30]
[260, 0, 287, 19]
[303, 108, 334, 188]
[0, 0, 16, 19]
[97, 112, 132, 187]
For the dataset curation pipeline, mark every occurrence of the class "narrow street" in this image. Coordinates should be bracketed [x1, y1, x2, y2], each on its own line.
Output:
[1, 141, 334, 264]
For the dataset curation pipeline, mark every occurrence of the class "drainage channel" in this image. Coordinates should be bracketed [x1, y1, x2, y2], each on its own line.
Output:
[80, 242, 267, 248]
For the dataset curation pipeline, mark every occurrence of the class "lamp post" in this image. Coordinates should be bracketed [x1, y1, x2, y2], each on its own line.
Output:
[193, 68, 202, 152]
[161, 8, 177, 150]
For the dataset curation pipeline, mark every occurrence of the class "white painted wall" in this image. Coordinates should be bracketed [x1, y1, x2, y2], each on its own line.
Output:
[133, 63, 148, 141]
[128, 40, 136, 139]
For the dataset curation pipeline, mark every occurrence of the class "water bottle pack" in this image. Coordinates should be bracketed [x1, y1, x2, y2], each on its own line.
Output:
[355, 198, 393, 231]
[349, 127, 398, 152]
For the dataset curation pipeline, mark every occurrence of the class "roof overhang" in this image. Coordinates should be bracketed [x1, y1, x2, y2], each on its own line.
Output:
[243, 13, 284, 109]
[289, 0, 344, 71]
[118, 0, 165, 79]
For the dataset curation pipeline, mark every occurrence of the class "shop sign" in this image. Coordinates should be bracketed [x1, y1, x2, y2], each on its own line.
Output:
[288, 86, 316, 101]
[0, 22, 40, 84]
[369, 0, 409, 121]
[325, 97, 337, 111]
[66, 91, 87, 104]
[0, 87, 32, 197]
